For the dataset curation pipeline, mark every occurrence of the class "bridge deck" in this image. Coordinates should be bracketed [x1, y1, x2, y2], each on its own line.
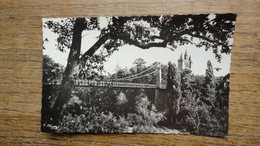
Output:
[45, 80, 166, 89]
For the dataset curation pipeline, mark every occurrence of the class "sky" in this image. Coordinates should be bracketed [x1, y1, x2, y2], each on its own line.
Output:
[42, 17, 233, 77]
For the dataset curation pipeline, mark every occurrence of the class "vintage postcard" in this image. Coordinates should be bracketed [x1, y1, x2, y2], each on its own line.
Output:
[41, 13, 236, 136]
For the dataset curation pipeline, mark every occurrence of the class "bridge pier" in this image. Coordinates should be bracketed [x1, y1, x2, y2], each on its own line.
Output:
[155, 63, 161, 107]
[155, 89, 159, 106]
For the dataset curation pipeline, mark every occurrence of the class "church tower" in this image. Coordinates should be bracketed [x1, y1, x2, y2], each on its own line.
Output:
[178, 50, 192, 71]
[178, 53, 183, 70]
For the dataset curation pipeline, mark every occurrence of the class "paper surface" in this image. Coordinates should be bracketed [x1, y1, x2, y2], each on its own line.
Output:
[41, 14, 236, 136]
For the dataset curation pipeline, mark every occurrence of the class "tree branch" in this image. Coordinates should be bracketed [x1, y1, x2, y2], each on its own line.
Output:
[79, 34, 109, 62]
[150, 35, 164, 40]
[121, 36, 168, 49]
[79, 26, 229, 64]
[178, 38, 194, 45]
[187, 32, 216, 43]
[187, 32, 230, 49]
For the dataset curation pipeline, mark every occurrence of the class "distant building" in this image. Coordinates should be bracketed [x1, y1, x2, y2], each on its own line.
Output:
[178, 50, 192, 71]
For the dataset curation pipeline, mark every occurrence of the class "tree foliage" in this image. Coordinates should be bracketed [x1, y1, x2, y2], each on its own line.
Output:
[126, 90, 165, 133]
[203, 60, 216, 106]
[166, 62, 181, 126]
[42, 55, 64, 84]
[44, 14, 236, 79]
[180, 69, 192, 101]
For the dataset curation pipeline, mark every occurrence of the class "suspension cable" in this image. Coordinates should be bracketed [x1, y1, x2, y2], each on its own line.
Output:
[115, 70, 157, 81]
[106, 62, 159, 81]
[116, 64, 166, 81]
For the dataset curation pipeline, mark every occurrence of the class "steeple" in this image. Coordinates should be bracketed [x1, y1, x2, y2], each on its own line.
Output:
[178, 50, 191, 71]
[178, 53, 183, 70]
[179, 53, 183, 60]
[184, 50, 188, 60]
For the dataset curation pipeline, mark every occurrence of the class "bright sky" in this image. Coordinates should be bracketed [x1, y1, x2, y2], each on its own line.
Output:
[102, 44, 232, 77]
[43, 17, 233, 77]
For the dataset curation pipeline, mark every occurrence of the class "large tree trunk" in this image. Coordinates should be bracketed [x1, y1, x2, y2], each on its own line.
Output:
[52, 18, 85, 126]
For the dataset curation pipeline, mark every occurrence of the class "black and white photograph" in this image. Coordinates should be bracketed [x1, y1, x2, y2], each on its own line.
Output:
[41, 14, 236, 136]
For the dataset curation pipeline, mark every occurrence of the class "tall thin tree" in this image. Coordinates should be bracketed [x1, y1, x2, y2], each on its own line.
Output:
[166, 62, 181, 127]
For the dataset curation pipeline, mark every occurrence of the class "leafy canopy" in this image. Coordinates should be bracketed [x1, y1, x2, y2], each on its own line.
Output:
[43, 14, 236, 79]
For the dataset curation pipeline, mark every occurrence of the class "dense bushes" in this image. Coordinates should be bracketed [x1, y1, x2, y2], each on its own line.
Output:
[127, 91, 165, 133]
[57, 106, 129, 133]
[51, 89, 169, 133]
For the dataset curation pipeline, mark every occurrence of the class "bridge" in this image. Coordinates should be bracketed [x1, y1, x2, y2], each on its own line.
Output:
[45, 62, 167, 109]
[47, 62, 167, 89]
[46, 80, 166, 89]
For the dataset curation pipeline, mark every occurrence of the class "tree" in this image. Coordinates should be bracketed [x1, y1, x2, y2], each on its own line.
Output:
[180, 69, 192, 100]
[190, 75, 204, 100]
[42, 55, 64, 130]
[127, 90, 165, 133]
[203, 60, 216, 107]
[44, 14, 236, 125]
[133, 58, 146, 73]
[166, 62, 181, 127]
[130, 58, 148, 83]
[42, 55, 64, 84]
[215, 73, 230, 135]
[195, 60, 218, 135]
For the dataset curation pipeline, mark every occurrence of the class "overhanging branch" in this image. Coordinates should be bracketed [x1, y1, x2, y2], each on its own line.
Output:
[121, 35, 168, 49]
[186, 32, 229, 49]
[79, 27, 230, 64]
[79, 34, 109, 62]
[187, 32, 216, 44]
[127, 39, 168, 49]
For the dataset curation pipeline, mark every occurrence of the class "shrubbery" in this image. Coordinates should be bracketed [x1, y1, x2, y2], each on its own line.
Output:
[57, 106, 129, 133]
[127, 91, 165, 133]
[54, 90, 168, 133]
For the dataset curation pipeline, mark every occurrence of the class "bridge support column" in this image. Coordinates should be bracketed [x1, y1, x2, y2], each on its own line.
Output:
[155, 89, 159, 107]
[155, 63, 161, 107]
